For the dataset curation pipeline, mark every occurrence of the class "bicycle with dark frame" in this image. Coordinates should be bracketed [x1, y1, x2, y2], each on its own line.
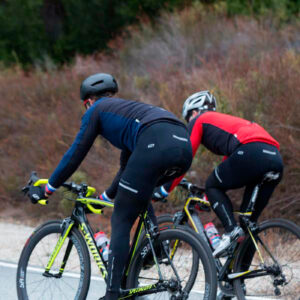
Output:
[155, 175, 300, 300]
[16, 172, 217, 300]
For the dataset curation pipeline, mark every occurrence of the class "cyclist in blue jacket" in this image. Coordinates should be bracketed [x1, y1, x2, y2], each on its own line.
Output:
[29, 73, 193, 300]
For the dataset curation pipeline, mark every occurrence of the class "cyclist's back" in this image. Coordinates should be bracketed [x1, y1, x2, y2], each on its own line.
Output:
[48, 96, 183, 188]
[160, 91, 284, 258]
[188, 111, 279, 156]
[87, 97, 181, 151]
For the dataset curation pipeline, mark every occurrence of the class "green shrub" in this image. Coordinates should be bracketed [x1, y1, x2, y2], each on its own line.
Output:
[0, 0, 299, 67]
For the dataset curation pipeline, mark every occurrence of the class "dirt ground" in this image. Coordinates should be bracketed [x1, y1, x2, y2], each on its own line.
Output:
[0, 221, 34, 263]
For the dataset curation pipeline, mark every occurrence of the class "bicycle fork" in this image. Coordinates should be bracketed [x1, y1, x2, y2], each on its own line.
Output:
[43, 217, 74, 278]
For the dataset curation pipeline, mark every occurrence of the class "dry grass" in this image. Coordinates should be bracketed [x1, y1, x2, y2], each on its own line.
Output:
[0, 5, 299, 225]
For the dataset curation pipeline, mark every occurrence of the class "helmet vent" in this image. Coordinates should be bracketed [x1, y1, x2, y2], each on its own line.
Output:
[91, 80, 104, 86]
[80, 73, 118, 101]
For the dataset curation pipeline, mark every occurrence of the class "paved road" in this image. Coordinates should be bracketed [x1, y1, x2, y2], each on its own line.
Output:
[2, 261, 277, 300]
[1, 260, 106, 300]
[0, 261, 205, 300]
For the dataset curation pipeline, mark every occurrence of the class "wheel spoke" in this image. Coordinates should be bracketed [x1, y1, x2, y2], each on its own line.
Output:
[16, 223, 90, 300]
[234, 220, 300, 300]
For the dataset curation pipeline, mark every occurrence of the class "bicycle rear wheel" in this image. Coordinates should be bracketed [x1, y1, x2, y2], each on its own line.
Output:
[233, 218, 300, 300]
[16, 220, 91, 300]
[127, 227, 217, 300]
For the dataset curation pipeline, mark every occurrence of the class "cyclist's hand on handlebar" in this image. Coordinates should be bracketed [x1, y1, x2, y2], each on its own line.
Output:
[28, 186, 48, 204]
[152, 186, 168, 202]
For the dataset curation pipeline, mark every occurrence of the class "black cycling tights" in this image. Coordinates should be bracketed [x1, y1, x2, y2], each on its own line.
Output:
[205, 142, 283, 233]
[105, 122, 192, 299]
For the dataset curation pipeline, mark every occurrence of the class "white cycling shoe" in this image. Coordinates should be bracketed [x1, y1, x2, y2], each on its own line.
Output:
[213, 226, 245, 258]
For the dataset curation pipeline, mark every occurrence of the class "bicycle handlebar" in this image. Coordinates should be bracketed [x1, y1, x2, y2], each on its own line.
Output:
[22, 172, 96, 205]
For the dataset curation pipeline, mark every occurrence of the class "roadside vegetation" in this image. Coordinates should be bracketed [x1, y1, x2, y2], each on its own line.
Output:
[0, 3, 299, 227]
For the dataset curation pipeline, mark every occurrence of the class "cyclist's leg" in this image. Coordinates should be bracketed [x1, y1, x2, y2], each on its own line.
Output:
[238, 146, 283, 271]
[104, 122, 192, 299]
[106, 175, 156, 299]
[239, 143, 283, 221]
[205, 159, 248, 233]
[206, 142, 283, 233]
[205, 143, 284, 257]
[240, 177, 282, 222]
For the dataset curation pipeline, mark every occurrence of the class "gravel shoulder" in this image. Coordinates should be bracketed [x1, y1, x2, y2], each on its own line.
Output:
[0, 222, 35, 263]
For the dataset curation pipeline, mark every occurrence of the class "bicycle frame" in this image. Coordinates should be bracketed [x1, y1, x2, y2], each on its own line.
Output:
[173, 182, 282, 285]
[36, 179, 175, 298]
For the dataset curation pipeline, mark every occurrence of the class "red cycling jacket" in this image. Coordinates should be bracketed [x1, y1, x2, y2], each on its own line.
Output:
[167, 111, 279, 192]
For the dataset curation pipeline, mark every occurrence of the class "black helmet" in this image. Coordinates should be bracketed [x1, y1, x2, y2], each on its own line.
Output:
[80, 73, 118, 101]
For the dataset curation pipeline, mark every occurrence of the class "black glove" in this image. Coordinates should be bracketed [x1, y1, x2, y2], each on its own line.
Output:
[28, 186, 47, 204]
[152, 186, 169, 202]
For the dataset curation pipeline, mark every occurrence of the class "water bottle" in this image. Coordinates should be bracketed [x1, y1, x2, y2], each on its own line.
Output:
[94, 231, 110, 262]
[204, 222, 221, 250]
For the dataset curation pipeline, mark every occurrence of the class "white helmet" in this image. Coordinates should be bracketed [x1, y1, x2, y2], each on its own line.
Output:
[182, 91, 217, 121]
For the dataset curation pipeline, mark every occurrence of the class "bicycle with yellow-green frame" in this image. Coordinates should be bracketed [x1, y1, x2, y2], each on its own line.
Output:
[157, 177, 300, 300]
[16, 172, 217, 300]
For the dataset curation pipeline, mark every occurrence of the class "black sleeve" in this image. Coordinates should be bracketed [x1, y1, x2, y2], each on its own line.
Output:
[49, 107, 100, 188]
[105, 149, 131, 198]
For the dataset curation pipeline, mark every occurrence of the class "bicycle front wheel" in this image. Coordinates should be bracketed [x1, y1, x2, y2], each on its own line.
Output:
[127, 227, 217, 300]
[233, 218, 300, 300]
[16, 220, 91, 300]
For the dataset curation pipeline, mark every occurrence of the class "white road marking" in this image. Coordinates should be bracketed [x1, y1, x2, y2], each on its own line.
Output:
[0, 260, 103, 282]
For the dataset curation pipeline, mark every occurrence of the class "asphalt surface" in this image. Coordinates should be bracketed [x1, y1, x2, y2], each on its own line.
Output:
[0, 261, 206, 300]
[1, 261, 106, 300]
[1, 260, 279, 300]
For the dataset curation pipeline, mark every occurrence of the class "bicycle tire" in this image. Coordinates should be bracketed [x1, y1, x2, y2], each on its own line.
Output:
[16, 220, 91, 300]
[233, 218, 300, 300]
[157, 214, 174, 226]
[126, 227, 217, 300]
[158, 213, 237, 298]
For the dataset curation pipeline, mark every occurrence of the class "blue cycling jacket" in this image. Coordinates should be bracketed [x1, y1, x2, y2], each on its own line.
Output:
[48, 97, 182, 189]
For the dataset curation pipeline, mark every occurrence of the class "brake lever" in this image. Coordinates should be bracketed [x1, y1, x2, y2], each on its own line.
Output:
[30, 171, 39, 185]
[21, 186, 29, 194]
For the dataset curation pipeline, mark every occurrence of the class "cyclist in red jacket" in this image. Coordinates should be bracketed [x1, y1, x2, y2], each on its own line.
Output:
[155, 91, 284, 257]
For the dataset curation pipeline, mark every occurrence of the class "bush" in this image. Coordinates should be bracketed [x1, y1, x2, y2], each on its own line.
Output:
[0, 0, 299, 67]
[0, 5, 299, 224]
